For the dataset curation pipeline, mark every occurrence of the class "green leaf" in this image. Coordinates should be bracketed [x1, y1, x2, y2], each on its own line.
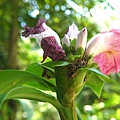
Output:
[26, 62, 56, 86]
[82, 68, 110, 81]
[85, 74, 105, 97]
[42, 61, 70, 68]
[0, 70, 55, 94]
[75, 47, 84, 57]
[24, 81, 55, 92]
[0, 86, 62, 111]
[26, 62, 53, 78]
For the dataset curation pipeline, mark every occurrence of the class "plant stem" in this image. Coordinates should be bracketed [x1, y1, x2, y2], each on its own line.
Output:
[71, 100, 78, 120]
[54, 66, 86, 120]
[58, 100, 78, 120]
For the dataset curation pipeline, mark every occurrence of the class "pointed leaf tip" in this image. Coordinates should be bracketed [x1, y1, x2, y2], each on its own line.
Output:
[85, 74, 104, 97]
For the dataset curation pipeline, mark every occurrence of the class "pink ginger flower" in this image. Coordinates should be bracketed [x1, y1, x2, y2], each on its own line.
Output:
[86, 29, 120, 75]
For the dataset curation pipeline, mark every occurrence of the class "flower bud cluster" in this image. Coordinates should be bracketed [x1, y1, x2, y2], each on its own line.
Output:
[22, 19, 120, 75]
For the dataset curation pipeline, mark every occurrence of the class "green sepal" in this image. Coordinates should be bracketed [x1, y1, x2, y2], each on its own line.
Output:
[75, 47, 84, 58]
[70, 39, 76, 54]
[67, 53, 75, 62]
[62, 43, 71, 54]
[89, 63, 98, 68]
[86, 55, 93, 67]
[67, 53, 82, 62]
[70, 39, 76, 47]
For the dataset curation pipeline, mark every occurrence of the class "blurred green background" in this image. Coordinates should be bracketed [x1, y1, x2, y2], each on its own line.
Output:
[0, 0, 120, 120]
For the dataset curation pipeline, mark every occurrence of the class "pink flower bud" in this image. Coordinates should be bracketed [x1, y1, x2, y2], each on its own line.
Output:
[66, 23, 79, 40]
[62, 34, 70, 46]
[75, 27, 87, 50]
[85, 34, 100, 55]
[62, 23, 79, 46]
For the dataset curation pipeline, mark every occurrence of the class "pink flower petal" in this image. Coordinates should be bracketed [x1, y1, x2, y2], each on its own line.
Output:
[91, 29, 120, 75]
[109, 29, 120, 33]
[62, 34, 70, 46]
[94, 51, 120, 75]
[22, 19, 65, 62]
[75, 27, 87, 50]
[86, 29, 120, 56]
[22, 19, 61, 46]
[41, 36, 65, 62]
[66, 23, 79, 40]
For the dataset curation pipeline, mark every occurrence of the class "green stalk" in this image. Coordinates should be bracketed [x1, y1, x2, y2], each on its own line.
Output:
[54, 66, 87, 120]
[58, 100, 77, 120]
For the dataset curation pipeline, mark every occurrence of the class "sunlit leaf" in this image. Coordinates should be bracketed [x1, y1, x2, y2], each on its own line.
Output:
[42, 61, 70, 68]
[26, 62, 56, 86]
[26, 62, 47, 78]
[82, 68, 110, 81]
[0, 70, 55, 94]
[85, 74, 105, 97]
[0, 86, 60, 109]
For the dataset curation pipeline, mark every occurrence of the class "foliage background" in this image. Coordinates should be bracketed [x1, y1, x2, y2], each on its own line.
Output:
[0, 0, 120, 120]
